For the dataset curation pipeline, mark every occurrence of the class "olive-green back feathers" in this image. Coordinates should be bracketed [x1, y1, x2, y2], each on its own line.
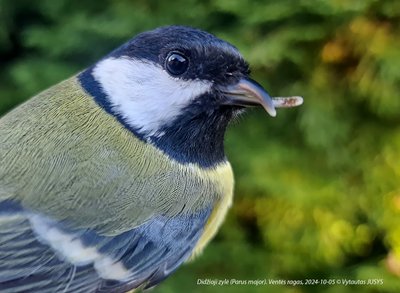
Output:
[0, 77, 233, 235]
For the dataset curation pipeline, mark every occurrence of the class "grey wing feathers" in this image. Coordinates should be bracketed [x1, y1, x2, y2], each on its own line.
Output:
[0, 201, 101, 292]
[0, 200, 211, 292]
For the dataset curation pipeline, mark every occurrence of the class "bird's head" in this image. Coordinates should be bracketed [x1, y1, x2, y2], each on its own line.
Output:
[79, 26, 302, 167]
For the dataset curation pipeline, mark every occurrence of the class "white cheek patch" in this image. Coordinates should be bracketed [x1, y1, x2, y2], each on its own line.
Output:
[92, 57, 213, 137]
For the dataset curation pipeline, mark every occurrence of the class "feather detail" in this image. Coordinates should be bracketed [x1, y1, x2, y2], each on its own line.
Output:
[0, 77, 234, 234]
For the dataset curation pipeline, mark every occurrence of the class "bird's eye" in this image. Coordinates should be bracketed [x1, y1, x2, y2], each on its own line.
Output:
[165, 52, 189, 76]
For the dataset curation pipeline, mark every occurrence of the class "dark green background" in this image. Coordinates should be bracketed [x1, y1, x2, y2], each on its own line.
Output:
[1, 0, 400, 292]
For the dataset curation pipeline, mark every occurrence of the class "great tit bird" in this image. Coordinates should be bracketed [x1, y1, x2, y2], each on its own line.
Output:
[0, 26, 302, 292]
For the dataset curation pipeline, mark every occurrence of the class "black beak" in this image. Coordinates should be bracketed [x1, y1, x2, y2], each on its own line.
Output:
[219, 78, 303, 117]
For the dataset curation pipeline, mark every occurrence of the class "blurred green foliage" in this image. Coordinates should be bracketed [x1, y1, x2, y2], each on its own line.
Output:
[1, 0, 400, 292]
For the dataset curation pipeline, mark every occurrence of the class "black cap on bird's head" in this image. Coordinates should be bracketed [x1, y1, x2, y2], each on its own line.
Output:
[111, 26, 249, 84]
[79, 26, 302, 167]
